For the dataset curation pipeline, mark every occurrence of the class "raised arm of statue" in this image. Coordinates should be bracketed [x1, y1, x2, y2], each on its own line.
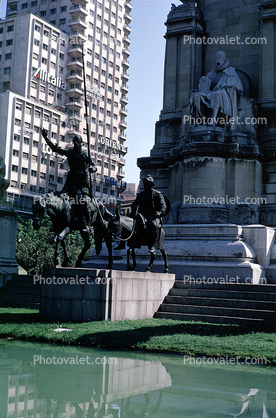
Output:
[40, 128, 69, 156]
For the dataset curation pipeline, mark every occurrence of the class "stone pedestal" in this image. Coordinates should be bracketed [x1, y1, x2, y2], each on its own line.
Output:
[0, 205, 18, 288]
[40, 268, 175, 322]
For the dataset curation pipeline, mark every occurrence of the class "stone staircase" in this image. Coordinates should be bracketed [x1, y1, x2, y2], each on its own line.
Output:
[0, 275, 40, 309]
[154, 282, 276, 328]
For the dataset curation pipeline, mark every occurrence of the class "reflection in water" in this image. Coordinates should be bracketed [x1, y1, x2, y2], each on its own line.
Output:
[0, 340, 275, 417]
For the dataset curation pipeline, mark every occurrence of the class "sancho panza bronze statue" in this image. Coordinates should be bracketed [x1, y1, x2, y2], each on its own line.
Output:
[131, 175, 167, 253]
[41, 128, 97, 228]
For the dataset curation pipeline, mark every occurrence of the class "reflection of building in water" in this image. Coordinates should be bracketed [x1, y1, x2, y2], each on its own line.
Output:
[8, 374, 43, 418]
[1, 343, 276, 418]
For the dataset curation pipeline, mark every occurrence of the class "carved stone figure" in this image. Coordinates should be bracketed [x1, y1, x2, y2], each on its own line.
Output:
[190, 51, 243, 125]
[0, 157, 10, 202]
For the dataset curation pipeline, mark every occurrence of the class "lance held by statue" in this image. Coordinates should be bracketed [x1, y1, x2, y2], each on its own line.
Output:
[41, 128, 97, 230]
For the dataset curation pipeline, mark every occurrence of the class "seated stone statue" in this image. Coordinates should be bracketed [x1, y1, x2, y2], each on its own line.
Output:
[190, 51, 243, 126]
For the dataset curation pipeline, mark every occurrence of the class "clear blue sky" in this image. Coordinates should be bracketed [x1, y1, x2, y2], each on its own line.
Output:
[0, 0, 176, 183]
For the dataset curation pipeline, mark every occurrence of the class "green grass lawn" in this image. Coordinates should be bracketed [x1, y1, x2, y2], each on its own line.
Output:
[0, 308, 276, 364]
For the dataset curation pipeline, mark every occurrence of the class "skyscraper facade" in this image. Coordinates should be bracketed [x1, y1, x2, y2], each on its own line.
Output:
[0, 0, 131, 214]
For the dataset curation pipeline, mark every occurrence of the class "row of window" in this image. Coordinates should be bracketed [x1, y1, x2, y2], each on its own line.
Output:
[0, 53, 12, 61]
[0, 25, 14, 34]
[0, 39, 13, 47]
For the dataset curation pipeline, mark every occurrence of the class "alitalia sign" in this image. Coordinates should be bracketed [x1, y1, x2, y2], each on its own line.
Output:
[33, 68, 66, 90]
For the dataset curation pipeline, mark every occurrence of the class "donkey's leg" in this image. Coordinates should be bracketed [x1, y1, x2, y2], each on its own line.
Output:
[54, 227, 70, 266]
[127, 248, 131, 271]
[161, 250, 169, 273]
[75, 230, 91, 267]
[132, 249, 137, 271]
[61, 239, 70, 267]
[145, 252, 155, 272]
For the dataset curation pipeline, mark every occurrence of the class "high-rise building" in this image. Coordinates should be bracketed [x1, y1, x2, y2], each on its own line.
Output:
[0, 0, 131, 214]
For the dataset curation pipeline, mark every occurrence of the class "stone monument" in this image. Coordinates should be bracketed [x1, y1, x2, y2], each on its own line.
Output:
[0, 156, 18, 288]
[136, 0, 276, 283]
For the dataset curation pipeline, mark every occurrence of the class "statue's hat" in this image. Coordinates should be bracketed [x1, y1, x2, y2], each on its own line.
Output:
[143, 175, 154, 186]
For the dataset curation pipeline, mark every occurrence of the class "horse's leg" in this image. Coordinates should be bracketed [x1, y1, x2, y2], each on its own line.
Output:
[55, 227, 70, 266]
[145, 252, 155, 272]
[75, 230, 91, 267]
[61, 239, 69, 267]
[161, 250, 169, 273]
[106, 236, 113, 270]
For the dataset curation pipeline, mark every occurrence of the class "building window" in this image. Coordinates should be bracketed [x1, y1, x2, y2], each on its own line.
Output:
[7, 25, 14, 32]
[13, 150, 19, 157]
[12, 165, 18, 172]
[96, 186, 100, 192]
[40, 172, 46, 179]
[0, 28, 3, 34]
[42, 57, 47, 64]
[51, 48, 56, 55]
[24, 137, 30, 145]
[60, 18, 66, 25]
[30, 185, 36, 192]
[31, 170, 37, 177]
[22, 168, 28, 174]
[15, 119, 21, 126]
[44, 29, 49, 36]
[16, 103, 22, 110]
[50, 8, 56, 14]
[26, 107, 31, 115]
[6, 39, 13, 46]
[60, 5, 67, 12]
[59, 53, 64, 60]
[4, 67, 11, 74]
[33, 53, 38, 60]
[21, 3, 28, 9]
[50, 62, 55, 69]
[31, 0, 37, 6]
[40, 10, 46, 16]
[33, 140, 38, 147]
[5, 53, 12, 60]
[14, 134, 20, 141]
[34, 39, 39, 46]
[3, 81, 10, 89]
[23, 152, 29, 159]
[35, 25, 40, 32]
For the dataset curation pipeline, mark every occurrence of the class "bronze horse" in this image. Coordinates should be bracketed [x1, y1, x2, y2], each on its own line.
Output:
[32, 193, 120, 268]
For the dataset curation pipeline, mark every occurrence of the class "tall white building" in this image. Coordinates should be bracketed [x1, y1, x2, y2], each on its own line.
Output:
[0, 0, 131, 214]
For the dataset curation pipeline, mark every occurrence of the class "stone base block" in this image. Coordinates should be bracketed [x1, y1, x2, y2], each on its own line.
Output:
[85, 224, 270, 284]
[0, 206, 18, 288]
[40, 268, 175, 322]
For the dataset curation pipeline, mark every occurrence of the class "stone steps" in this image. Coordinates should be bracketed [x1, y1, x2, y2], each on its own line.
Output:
[155, 282, 276, 327]
[0, 275, 40, 309]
